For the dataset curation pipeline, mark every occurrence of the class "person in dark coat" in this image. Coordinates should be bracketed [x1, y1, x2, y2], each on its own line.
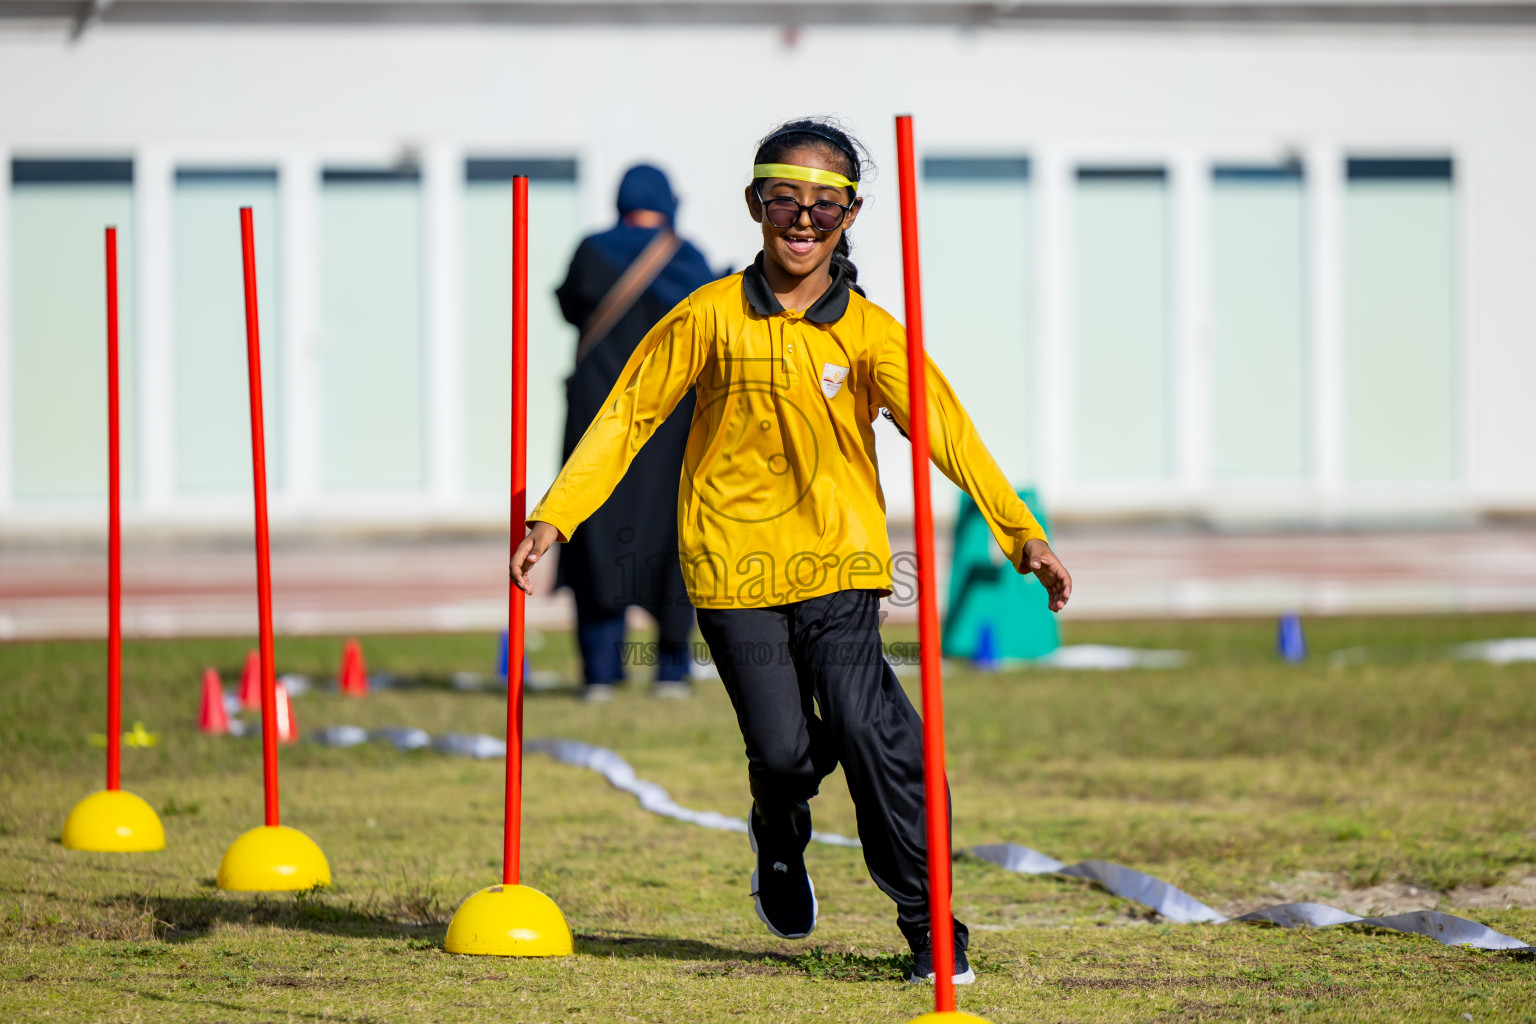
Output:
[554, 164, 718, 701]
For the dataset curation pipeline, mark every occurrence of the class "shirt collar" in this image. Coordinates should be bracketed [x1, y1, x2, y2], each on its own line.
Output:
[742, 251, 851, 325]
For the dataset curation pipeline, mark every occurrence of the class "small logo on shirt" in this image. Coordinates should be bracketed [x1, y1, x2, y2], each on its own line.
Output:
[820, 363, 849, 400]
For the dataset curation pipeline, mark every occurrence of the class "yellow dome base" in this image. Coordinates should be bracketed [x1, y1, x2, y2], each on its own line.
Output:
[217, 825, 331, 892]
[907, 1012, 995, 1023]
[61, 790, 165, 852]
[444, 884, 573, 956]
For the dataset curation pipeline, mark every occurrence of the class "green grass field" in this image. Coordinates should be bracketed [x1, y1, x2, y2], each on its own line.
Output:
[2, 614, 1534, 1022]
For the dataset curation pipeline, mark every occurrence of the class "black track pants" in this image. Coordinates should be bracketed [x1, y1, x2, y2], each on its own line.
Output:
[697, 588, 966, 946]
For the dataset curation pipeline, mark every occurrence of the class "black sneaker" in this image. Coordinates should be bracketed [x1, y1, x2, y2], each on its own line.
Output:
[905, 929, 975, 985]
[747, 805, 817, 939]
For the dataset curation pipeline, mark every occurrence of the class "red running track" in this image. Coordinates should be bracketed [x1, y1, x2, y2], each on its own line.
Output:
[3, 525, 1536, 641]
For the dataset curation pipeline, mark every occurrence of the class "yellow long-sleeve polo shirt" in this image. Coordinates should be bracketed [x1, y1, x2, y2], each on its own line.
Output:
[528, 253, 1047, 609]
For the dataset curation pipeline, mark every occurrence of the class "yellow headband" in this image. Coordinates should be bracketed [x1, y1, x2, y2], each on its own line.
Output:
[753, 163, 858, 192]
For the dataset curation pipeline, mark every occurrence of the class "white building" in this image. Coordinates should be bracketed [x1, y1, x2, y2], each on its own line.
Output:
[2, 1, 1534, 538]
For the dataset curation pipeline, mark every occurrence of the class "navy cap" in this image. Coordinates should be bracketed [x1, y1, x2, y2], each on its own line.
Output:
[616, 164, 678, 221]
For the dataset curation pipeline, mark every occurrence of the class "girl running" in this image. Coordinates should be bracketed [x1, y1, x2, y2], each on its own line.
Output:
[512, 117, 1072, 984]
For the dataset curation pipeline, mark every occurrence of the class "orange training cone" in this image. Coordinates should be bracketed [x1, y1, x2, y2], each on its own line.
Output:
[338, 641, 355, 695]
[238, 649, 262, 709]
[199, 667, 229, 734]
[273, 682, 297, 744]
[339, 638, 368, 696]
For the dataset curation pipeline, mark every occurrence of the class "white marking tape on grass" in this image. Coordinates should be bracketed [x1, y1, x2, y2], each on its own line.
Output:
[1331, 637, 1536, 668]
[1033, 645, 1184, 670]
[1452, 638, 1536, 665]
[897, 646, 1185, 676]
[302, 728, 1530, 951]
[967, 844, 1532, 950]
[526, 738, 862, 846]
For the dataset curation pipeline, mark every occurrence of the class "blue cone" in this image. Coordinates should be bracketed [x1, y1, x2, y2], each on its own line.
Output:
[974, 621, 1000, 672]
[1277, 613, 1307, 662]
[496, 629, 509, 678]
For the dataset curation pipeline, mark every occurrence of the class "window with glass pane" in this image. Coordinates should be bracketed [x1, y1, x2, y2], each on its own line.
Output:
[1345, 158, 1456, 482]
[320, 168, 425, 491]
[1210, 163, 1308, 480]
[1073, 167, 1171, 481]
[462, 159, 581, 498]
[921, 157, 1033, 513]
[9, 160, 137, 501]
[174, 169, 282, 495]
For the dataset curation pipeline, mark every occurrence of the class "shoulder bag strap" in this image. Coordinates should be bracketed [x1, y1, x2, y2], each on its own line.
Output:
[573, 229, 683, 366]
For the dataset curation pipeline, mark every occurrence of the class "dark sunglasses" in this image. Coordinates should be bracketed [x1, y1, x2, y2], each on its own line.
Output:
[755, 188, 856, 232]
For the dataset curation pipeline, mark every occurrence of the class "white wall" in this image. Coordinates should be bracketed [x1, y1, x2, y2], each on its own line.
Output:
[3, 21, 1535, 532]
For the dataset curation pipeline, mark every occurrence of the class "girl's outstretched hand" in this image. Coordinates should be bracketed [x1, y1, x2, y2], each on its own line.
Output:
[510, 521, 562, 595]
[1021, 538, 1072, 612]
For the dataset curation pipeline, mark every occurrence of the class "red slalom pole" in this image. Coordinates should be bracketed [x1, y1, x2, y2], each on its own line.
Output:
[215, 208, 328, 891]
[896, 114, 957, 1014]
[239, 207, 281, 829]
[443, 174, 568, 955]
[503, 175, 529, 887]
[104, 228, 123, 793]
[58, 225, 165, 852]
